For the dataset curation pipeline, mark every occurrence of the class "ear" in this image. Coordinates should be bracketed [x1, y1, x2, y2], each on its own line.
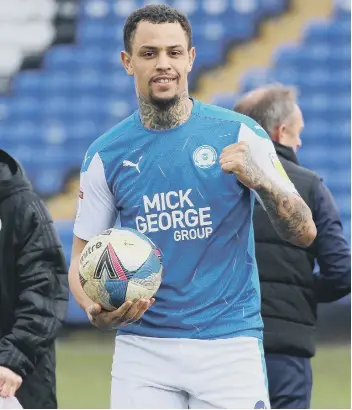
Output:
[275, 123, 286, 144]
[121, 50, 134, 76]
[187, 47, 196, 73]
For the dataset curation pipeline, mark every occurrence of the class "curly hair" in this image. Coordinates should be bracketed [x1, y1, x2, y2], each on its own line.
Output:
[123, 4, 192, 54]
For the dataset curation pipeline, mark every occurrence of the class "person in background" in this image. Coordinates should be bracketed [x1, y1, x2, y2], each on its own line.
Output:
[0, 149, 69, 408]
[234, 84, 351, 409]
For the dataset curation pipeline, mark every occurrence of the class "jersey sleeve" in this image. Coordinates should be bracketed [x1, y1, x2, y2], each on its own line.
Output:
[237, 122, 298, 194]
[73, 151, 119, 241]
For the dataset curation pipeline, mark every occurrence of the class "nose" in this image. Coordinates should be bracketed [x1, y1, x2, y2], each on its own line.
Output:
[155, 51, 171, 71]
[297, 136, 302, 149]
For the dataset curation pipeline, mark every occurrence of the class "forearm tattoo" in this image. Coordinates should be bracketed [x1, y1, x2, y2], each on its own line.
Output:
[243, 149, 314, 247]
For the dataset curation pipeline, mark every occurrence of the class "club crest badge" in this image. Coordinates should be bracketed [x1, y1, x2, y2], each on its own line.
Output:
[193, 145, 217, 169]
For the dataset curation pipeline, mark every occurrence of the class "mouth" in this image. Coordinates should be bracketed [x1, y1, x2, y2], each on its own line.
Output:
[151, 76, 177, 85]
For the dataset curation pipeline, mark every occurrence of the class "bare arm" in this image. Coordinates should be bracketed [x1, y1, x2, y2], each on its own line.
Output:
[220, 141, 317, 248]
[243, 146, 316, 247]
[255, 178, 316, 248]
[68, 235, 93, 310]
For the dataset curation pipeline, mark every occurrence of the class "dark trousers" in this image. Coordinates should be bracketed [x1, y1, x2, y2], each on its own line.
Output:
[265, 353, 312, 409]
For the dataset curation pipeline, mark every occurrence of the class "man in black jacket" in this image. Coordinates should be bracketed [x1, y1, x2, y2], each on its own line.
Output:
[234, 85, 351, 409]
[0, 149, 68, 408]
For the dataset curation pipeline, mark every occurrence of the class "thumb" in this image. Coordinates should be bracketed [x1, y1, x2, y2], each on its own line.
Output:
[86, 303, 102, 318]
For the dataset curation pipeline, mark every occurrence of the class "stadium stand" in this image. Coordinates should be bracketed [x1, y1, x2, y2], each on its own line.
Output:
[0, 0, 349, 322]
[212, 1, 351, 245]
[0, 0, 289, 198]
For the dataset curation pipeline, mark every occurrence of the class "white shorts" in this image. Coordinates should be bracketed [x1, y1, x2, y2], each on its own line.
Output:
[110, 335, 270, 409]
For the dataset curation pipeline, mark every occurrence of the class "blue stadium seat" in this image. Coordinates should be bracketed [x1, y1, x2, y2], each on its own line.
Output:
[258, 0, 288, 15]
[34, 167, 66, 197]
[228, 9, 350, 235]
[43, 45, 79, 70]
[304, 20, 350, 44]
[9, 98, 41, 120]
[212, 92, 238, 110]
[13, 72, 47, 96]
[99, 72, 135, 94]
[238, 68, 273, 92]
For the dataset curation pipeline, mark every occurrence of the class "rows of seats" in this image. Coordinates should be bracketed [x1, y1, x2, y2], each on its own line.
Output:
[0, 0, 288, 196]
[0, 0, 56, 79]
[0, 0, 77, 89]
[213, 2, 351, 243]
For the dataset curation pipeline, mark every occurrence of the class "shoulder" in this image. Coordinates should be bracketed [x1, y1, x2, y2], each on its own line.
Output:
[299, 164, 321, 182]
[283, 159, 322, 206]
[195, 100, 244, 123]
[18, 190, 52, 220]
[287, 160, 322, 186]
[11, 191, 54, 243]
[82, 114, 136, 172]
[10, 187, 40, 210]
[195, 100, 269, 139]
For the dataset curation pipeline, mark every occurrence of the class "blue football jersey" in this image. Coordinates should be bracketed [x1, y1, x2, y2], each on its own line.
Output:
[74, 99, 296, 340]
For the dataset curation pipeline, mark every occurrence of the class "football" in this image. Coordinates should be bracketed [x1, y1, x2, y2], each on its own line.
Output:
[78, 227, 163, 311]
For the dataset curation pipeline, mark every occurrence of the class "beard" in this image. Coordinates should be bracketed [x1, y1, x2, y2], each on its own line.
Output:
[138, 85, 190, 130]
[149, 92, 180, 111]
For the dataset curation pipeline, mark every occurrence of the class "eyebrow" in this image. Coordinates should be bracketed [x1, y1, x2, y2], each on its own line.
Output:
[139, 45, 184, 50]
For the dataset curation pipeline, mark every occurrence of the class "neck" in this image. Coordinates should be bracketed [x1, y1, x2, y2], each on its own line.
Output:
[138, 92, 192, 130]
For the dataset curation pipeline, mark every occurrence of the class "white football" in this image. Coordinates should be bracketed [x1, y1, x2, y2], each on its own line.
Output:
[79, 228, 163, 311]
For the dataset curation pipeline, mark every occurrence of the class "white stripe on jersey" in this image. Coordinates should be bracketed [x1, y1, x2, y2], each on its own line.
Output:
[237, 123, 298, 208]
[74, 152, 119, 241]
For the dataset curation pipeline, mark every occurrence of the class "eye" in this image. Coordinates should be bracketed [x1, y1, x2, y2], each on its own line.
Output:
[170, 50, 181, 56]
[143, 51, 155, 58]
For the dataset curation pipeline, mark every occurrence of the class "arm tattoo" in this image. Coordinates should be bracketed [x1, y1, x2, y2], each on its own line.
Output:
[243, 149, 314, 247]
[256, 185, 313, 247]
[138, 92, 191, 130]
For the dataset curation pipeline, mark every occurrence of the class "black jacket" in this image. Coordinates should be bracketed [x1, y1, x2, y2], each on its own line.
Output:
[0, 150, 68, 408]
[254, 142, 350, 358]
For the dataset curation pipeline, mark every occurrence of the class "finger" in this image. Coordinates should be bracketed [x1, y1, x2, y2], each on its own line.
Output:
[221, 163, 236, 174]
[110, 298, 154, 327]
[128, 299, 151, 321]
[221, 141, 247, 151]
[123, 299, 147, 320]
[219, 151, 242, 163]
[222, 141, 248, 153]
[106, 300, 133, 321]
[220, 149, 236, 159]
[131, 299, 152, 322]
[221, 143, 239, 152]
[0, 381, 11, 398]
[219, 158, 239, 172]
[8, 384, 17, 397]
[86, 303, 102, 318]
[219, 155, 236, 165]
[119, 298, 150, 324]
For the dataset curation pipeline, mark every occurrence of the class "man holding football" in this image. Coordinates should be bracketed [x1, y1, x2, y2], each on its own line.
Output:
[69, 4, 316, 409]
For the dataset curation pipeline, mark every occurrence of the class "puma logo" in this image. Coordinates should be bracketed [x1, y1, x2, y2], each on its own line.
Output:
[122, 156, 143, 174]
